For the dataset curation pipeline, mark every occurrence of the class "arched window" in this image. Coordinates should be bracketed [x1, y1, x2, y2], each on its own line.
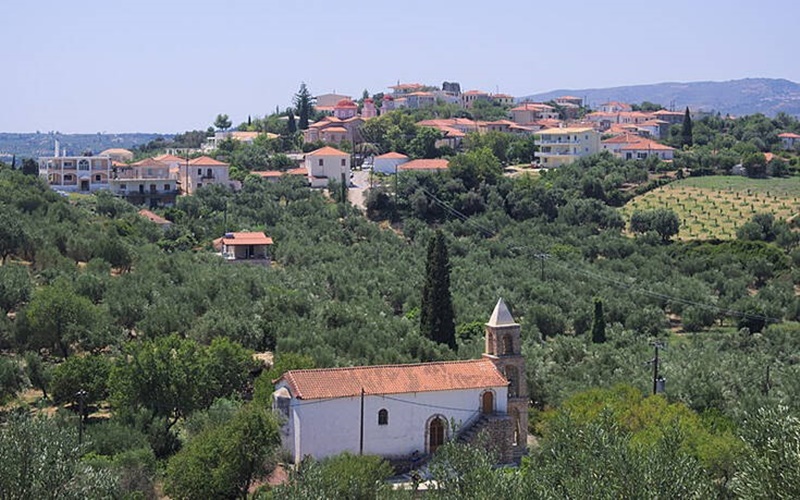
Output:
[378, 409, 388, 426]
[506, 365, 519, 398]
[78, 159, 89, 171]
[503, 335, 513, 355]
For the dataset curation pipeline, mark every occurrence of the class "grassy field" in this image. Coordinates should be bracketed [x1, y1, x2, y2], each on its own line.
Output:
[620, 176, 800, 241]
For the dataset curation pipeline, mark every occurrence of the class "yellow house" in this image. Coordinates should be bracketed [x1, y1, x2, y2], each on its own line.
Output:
[535, 127, 600, 167]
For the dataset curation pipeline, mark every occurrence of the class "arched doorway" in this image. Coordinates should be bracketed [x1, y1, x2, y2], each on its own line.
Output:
[429, 417, 445, 453]
[482, 391, 494, 414]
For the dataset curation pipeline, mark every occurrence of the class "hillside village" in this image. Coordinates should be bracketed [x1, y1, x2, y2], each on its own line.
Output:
[36, 79, 800, 208]
[2, 77, 800, 498]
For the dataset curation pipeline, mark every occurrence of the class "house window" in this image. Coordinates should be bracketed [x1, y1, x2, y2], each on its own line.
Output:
[164, 184, 170, 191]
[64, 174, 73, 181]
[378, 409, 388, 425]
[78, 160, 89, 171]
[64, 161, 73, 168]
[120, 184, 126, 190]
[318, 159, 324, 166]
[341, 158, 346, 167]
[94, 174, 101, 181]
[197, 168, 202, 176]
[207, 168, 212, 178]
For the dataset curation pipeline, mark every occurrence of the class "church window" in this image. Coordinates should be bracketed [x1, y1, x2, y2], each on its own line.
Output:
[503, 335, 513, 355]
[378, 409, 388, 425]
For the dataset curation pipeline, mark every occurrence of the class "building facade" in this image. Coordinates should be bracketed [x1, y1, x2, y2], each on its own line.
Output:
[304, 146, 351, 188]
[535, 127, 600, 167]
[39, 154, 113, 193]
[109, 158, 179, 207]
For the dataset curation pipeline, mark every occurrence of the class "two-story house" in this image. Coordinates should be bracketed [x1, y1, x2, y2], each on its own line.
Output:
[109, 158, 179, 207]
[304, 146, 351, 188]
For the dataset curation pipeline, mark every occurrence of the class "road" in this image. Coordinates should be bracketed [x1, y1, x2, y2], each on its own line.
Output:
[347, 169, 373, 210]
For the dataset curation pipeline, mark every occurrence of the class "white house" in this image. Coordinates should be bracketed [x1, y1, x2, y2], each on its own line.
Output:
[273, 299, 528, 466]
[304, 146, 350, 188]
[373, 152, 409, 174]
[602, 134, 675, 161]
[779, 132, 800, 150]
[38, 154, 113, 193]
[214, 231, 273, 264]
[535, 127, 600, 167]
[183, 156, 233, 194]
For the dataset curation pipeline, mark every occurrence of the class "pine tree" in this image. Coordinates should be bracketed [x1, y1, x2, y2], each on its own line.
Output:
[420, 231, 456, 349]
[681, 107, 693, 147]
[287, 110, 297, 134]
[293, 83, 315, 130]
[591, 297, 606, 344]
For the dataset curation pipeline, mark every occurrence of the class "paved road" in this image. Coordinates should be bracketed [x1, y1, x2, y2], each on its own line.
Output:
[347, 169, 373, 210]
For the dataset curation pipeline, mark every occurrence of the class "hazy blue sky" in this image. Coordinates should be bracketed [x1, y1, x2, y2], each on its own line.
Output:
[3, 0, 798, 133]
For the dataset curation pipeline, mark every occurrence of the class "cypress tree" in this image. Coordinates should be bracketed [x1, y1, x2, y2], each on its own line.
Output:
[591, 297, 606, 344]
[293, 83, 315, 130]
[287, 110, 297, 134]
[420, 231, 456, 350]
[681, 107, 693, 147]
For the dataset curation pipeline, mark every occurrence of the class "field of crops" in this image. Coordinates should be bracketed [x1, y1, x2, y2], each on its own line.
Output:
[621, 176, 800, 240]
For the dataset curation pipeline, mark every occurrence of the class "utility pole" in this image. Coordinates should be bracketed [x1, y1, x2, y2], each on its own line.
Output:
[359, 387, 365, 455]
[534, 253, 550, 281]
[76, 389, 87, 444]
[647, 341, 666, 395]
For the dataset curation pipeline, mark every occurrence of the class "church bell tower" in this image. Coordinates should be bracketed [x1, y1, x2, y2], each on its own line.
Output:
[483, 298, 528, 460]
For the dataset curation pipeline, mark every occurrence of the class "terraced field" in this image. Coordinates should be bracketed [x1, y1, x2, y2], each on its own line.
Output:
[620, 176, 800, 240]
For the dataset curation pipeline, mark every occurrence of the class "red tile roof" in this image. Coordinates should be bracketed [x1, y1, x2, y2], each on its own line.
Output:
[375, 152, 409, 159]
[153, 154, 186, 163]
[335, 99, 358, 108]
[131, 158, 168, 167]
[137, 209, 170, 225]
[221, 232, 273, 246]
[399, 159, 450, 171]
[321, 126, 348, 133]
[278, 359, 507, 400]
[188, 156, 229, 166]
[779, 132, 800, 139]
[306, 146, 348, 157]
[253, 168, 307, 178]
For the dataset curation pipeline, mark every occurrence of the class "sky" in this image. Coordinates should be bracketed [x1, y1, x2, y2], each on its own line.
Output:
[2, 0, 798, 133]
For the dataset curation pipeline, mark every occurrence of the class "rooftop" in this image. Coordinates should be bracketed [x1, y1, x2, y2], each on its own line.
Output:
[399, 159, 450, 170]
[221, 232, 273, 246]
[306, 146, 349, 157]
[277, 359, 507, 400]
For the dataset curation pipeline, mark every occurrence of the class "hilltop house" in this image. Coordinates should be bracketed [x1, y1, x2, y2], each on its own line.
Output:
[779, 132, 800, 150]
[214, 231, 273, 263]
[183, 156, 233, 194]
[535, 127, 600, 167]
[602, 134, 675, 161]
[273, 299, 528, 465]
[109, 157, 179, 207]
[304, 146, 350, 188]
[373, 152, 409, 174]
[38, 154, 112, 193]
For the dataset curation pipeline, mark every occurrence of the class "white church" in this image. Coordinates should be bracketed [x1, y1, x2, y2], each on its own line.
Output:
[272, 299, 528, 465]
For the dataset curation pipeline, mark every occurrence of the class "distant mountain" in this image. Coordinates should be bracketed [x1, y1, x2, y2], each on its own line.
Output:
[0, 132, 169, 160]
[521, 78, 800, 117]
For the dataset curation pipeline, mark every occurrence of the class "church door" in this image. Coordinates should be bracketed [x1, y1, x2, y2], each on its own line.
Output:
[429, 417, 445, 453]
[482, 391, 494, 414]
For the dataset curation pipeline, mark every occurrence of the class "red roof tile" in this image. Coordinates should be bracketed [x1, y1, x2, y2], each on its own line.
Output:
[278, 359, 507, 400]
[137, 209, 170, 225]
[306, 146, 349, 157]
[375, 152, 409, 159]
[221, 232, 273, 246]
[779, 132, 800, 139]
[399, 159, 450, 170]
[188, 156, 229, 166]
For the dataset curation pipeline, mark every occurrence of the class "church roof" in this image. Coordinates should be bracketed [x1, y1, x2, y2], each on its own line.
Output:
[487, 298, 518, 327]
[278, 359, 507, 400]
